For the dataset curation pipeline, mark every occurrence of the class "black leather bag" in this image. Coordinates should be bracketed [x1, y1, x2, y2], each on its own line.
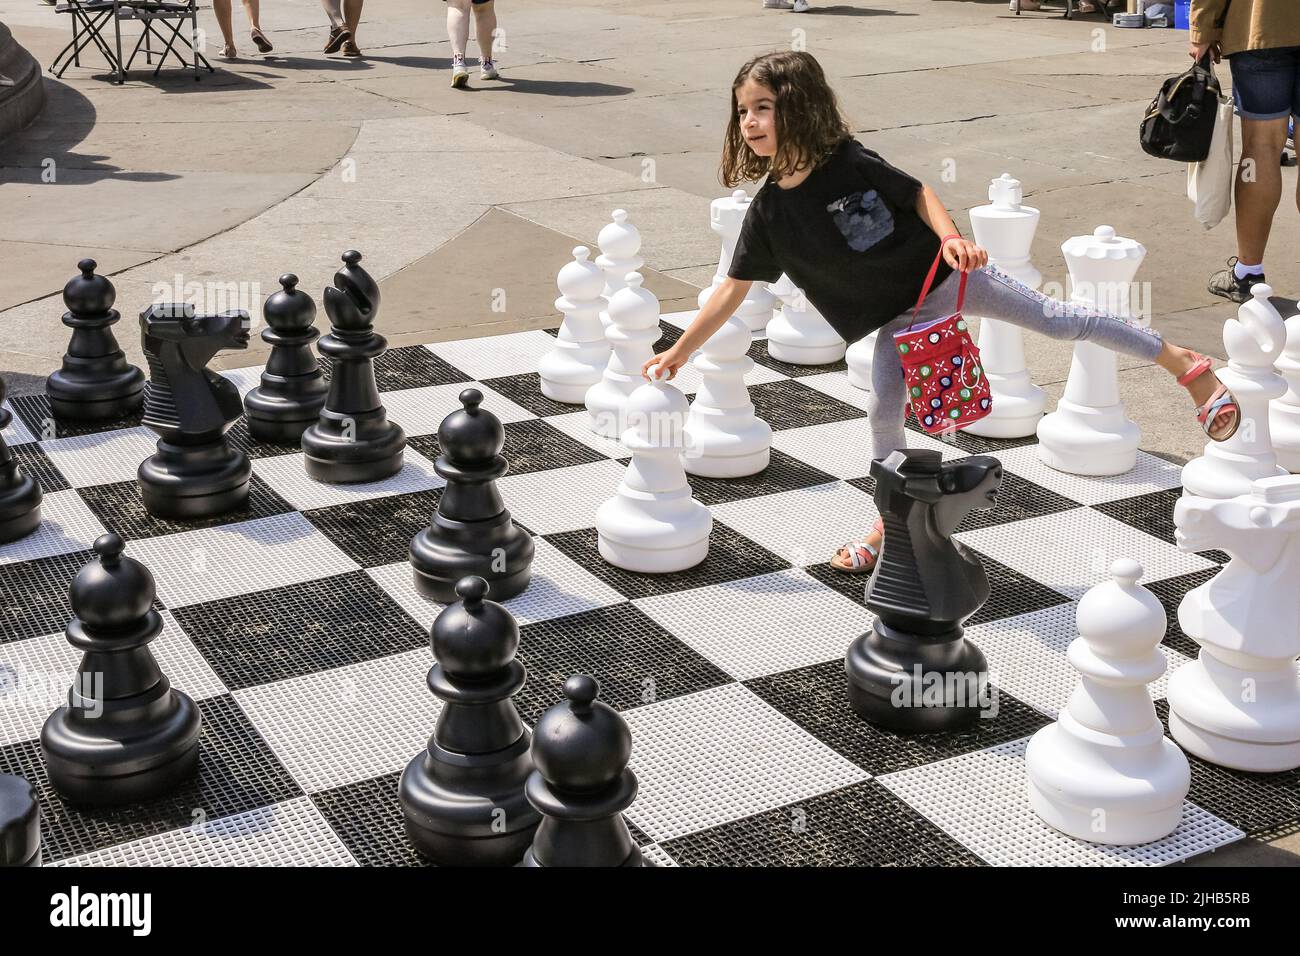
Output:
[1139, 54, 1223, 163]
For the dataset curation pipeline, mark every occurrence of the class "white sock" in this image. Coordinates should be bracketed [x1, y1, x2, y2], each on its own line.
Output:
[1234, 260, 1264, 280]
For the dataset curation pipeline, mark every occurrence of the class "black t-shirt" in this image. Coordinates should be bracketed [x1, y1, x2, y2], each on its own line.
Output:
[727, 137, 952, 343]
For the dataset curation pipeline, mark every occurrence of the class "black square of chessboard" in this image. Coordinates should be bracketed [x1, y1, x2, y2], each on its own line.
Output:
[661, 779, 983, 867]
[749, 380, 868, 431]
[802, 553, 1070, 626]
[9, 444, 70, 493]
[0, 549, 113, 644]
[1153, 700, 1300, 839]
[656, 319, 684, 351]
[745, 659, 1051, 777]
[847, 470, 1079, 533]
[747, 338, 849, 378]
[312, 771, 430, 867]
[409, 418, 609, 477]
[1143, 567, 1221, 659]
[543, 523, 791, 602]
[478, 373, 583, 419]
[8, 394, 144, 441]
[224, 418, 304, 461]
[687, 449, 837, 507]
[77, 474, 296, 541]
[304, 489, 442, 568]
[317, 344, 471, 392]
[515, 602, 733, 725]
[0, 694, 302, 864]
[1093, 488, 1230, 564]
[171, 571, 428, 690]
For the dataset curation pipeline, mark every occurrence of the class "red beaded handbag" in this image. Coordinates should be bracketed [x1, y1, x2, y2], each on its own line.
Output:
[892, 241, 992, 436]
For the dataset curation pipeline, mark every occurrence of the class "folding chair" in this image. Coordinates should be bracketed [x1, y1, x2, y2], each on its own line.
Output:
[50, 1, 127, 84]
[121, 1, 213, 81]
[50, 0, 212, 84]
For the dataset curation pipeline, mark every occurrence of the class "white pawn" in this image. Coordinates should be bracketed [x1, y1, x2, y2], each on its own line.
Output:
[683, 316, 771, 478]
[585, 273, 661, 439]
[1182, 285, 1288, 499]
[766, 282, 846, 366]
[596, 368, 712, 573]
[1025, 559, 1190, 846]
[1169, 476, 1300, 772]
[768, 273, 797, 325]
[698, 190, 775, 333]
[596, 210, 643, 330]
[845, 330, 879, 391]
[539, 247, 611, 404]
[1271, 308, 1300, 473]
[963, 173, 1047, 439]
[1036, 226, 1146, 476]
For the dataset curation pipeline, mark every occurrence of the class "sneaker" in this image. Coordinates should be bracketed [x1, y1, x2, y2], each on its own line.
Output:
[792, 0, 811, 10]
[451, 57, 469, 88]
[1207, 257, 1266, 304]
[480, 58, 500, 80]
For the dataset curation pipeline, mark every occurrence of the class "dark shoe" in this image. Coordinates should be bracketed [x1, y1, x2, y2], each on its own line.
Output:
[341, 39, 362, 57]
[324, 27, 350, 54]
[1207, 257, 1265, 304]
[250, 28, 273, 54]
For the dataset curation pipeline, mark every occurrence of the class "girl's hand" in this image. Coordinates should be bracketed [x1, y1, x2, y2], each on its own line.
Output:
[643, 346, 686, 382]
[942, 238, 988, 273]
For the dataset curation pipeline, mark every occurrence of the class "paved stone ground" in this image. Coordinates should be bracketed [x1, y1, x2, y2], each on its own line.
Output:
[2, 0, 1298, 864]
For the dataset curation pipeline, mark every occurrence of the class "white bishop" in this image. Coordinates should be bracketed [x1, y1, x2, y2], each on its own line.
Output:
[595, 210, 643, 330]
[585, 273, 661, 439]
[539, 246, 610, 404]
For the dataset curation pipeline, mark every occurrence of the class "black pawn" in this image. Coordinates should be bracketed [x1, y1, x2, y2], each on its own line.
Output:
[845, 449, 1002, 733]
[300, 250, 406, 482]
[409, 389, 533, 602]
[399, 576, 541, 865]
[0, 375, 42, 543]
[137, 304, 252, 519]
[40, 533, 201, 805]
[243, 274, 328, 444]
[0, 774, 40, 867]
[521, 674, 644, 868]
[45, 259, 145, 421]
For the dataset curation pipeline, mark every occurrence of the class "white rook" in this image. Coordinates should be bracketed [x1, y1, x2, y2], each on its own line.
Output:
[585, 273, 661, 439]
[1271, 307, 1300, 473]
[1182, 285, 1288, 499]
[1036, 226, 1145, 476]
[699, 190, 775, 333]
[1025, 559, 1189, 845]
[683, 315, 771, 478]
[1169, 477, 1300, 772]
[539, 247, 610, 404]
[963, 173, 1047, 439]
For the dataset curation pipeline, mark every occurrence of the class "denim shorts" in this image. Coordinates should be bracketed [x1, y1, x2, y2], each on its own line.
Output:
[1228, 46, 1300, 121]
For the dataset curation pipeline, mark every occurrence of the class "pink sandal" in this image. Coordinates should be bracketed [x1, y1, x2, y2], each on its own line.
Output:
[1178, 353, 1240, 442]
[831, 518, 885, 575]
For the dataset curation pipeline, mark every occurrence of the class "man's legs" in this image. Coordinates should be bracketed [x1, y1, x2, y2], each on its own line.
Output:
[1234, 115, 1290, 264]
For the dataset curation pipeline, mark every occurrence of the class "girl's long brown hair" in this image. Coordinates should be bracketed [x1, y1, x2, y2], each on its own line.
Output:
[721, 50, 853, 187]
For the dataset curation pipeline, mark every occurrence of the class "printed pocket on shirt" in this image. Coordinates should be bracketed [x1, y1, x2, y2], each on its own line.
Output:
[827, 190, 895, 253]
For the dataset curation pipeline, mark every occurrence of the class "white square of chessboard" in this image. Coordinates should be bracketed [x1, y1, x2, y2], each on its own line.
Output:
[218, 366, 264, 400]
[252, 447, 443, 512]
[956, 506, 1217, 602]
[425, 330, 558, 381]
[622, 682, 868, 844]
[124, 512, 359, 608]
[382, 381, 535, 437]
[877, 737, 1244, 866]
[633, 569, 873, 681]
[995, 445, 1185, 506]
[1, 401, 35, 446]
[39, 426, 158, 488]
[710, 480, 877, 569]
[966, 601, 1194, 721]
[0, 489, 106, 567]
[52, 797, 358, 867]
[544, 410, 628, 458]
[234, 648, 438, 795]
[496, 458, 626, 535]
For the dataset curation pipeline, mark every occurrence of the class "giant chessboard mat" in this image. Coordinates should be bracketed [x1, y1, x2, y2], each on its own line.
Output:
[2, 310, 1296, 867]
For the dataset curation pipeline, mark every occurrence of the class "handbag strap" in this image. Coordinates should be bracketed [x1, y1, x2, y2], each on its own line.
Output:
[908, 235, 968, 331]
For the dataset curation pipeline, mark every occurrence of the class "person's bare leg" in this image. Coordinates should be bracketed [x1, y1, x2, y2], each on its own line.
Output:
[472, 1, 497, 62]
[320, 0, 344, 29]
[447, 0, 472, 58]
[242, 0, 262, 31]
[212, 0, 237, 53]
[1234, 116, 1290, 266]
[344, 0, 363, 43]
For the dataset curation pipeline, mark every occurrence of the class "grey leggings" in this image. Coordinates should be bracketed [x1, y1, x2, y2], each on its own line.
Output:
[867, 265, 1165, 460]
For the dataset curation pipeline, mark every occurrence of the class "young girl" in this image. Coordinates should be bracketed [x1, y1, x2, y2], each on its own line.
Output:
[642, 50, 1240, 575]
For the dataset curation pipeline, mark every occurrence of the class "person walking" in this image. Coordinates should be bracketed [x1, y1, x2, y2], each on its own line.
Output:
[444, 0, 500, 88]
[321, 0, 364, 57]
[1191, 1, 1300, 302]
[212, 0, 273, 59]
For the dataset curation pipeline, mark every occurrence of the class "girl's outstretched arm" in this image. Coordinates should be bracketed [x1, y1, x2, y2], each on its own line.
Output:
[915, 184, 988, 273]
[642, 277, 753, 380]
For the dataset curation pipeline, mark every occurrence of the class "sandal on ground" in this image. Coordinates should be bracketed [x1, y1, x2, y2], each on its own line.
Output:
[324, 27, 350, 54]
[1178, 353, 1240, 442]
[250, 28, 273, 54]
[830, 519, 885, 575]
[218, 44, 238, 61]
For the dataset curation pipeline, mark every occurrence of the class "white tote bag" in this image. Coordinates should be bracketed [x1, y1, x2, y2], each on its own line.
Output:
[1187, 95, 1235, 230]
